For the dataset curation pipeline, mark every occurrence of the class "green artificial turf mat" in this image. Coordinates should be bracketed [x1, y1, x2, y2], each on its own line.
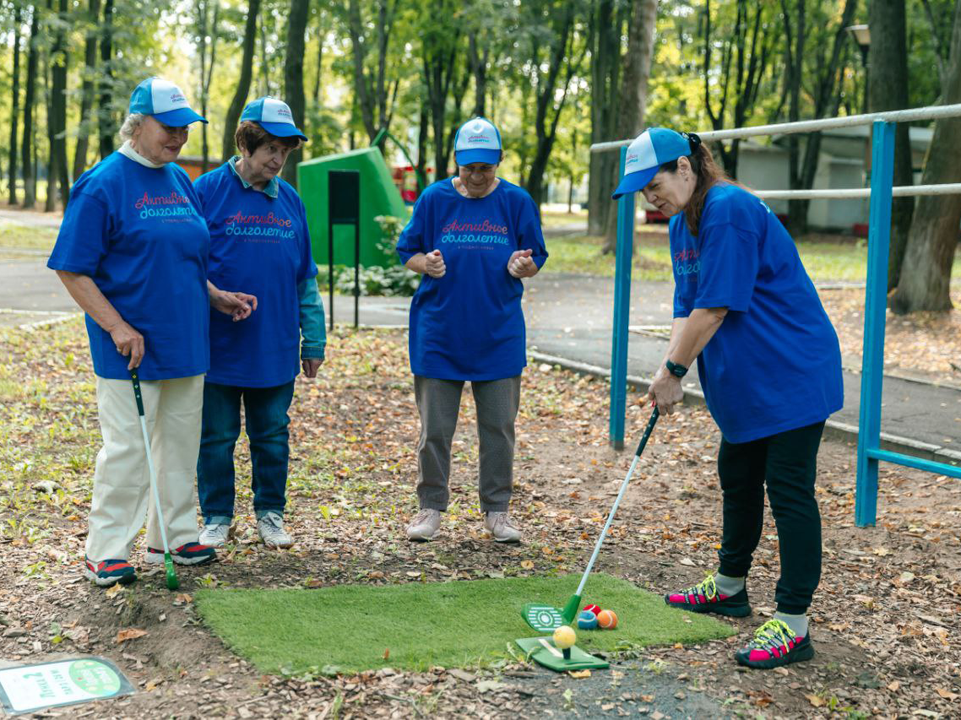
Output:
[195, 573, 733, 675]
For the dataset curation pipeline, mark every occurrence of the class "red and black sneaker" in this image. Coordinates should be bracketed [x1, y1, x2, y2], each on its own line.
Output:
[664, 574, 752, 618]
[84, 557, 137, 587]
[146, 542, 216, 566]
[735, 619, 814, 669]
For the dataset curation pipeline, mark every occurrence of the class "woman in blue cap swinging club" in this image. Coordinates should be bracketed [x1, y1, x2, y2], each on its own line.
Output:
[48, 77, 257, 587]
[193, 97, 326, 550]
[613, 127, 843, 669]
[398, 117, 548, 543]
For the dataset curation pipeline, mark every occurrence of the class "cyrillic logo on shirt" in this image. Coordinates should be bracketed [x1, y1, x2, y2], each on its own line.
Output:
[674, 247, 700, 276]
[224, 210, 295, 241]
[439, 218, 509, 246]
[134, 191, 198, 220]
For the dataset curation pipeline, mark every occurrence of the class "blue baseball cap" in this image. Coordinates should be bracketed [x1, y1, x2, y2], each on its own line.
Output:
[129, 77, 207, 127]
[612, 128, 695, 199]
[454, 117, 502, 166]
[240, 97, 309, 142]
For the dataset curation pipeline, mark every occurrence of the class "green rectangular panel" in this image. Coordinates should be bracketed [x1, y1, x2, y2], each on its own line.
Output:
[297, 148, 410, 268]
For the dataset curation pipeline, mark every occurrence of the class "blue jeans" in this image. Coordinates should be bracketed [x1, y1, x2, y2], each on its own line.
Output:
[197, 380, 295, 525]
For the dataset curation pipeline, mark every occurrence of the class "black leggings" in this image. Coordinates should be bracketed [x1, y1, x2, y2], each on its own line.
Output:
[717, 421, 825, 615]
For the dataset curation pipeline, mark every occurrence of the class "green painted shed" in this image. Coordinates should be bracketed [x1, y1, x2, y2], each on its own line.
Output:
[297, 147, 409, 268]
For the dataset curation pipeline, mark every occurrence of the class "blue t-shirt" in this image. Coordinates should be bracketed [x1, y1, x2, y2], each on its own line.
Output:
[47, 152, 210, 381]
[194, 162, 318, 388]
[396, 179, 548, 381]
[670, 184, 843, 443]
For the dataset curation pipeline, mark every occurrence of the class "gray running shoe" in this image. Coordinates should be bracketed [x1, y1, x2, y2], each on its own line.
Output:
[406, 509, 441, 541]
[485, 511, 521, 543]
[199, 522, 231, 548]
[257, 512, 293, 548]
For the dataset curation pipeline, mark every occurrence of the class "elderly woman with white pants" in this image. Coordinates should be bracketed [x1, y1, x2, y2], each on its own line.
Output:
[48, 77, 256, 587]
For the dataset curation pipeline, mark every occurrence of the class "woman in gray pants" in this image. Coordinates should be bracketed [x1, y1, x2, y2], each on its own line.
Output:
[396, 117, 548, 543]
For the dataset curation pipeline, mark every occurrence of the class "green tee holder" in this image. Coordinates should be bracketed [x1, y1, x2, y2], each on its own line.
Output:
[515, 636, 609, 673]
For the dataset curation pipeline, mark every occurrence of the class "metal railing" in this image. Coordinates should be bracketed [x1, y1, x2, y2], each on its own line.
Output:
[592, 103, 961, 528]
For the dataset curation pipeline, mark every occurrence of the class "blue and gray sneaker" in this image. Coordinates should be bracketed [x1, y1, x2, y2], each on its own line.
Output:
[145, 542, 216, 566]
[84, 557, 137, 587]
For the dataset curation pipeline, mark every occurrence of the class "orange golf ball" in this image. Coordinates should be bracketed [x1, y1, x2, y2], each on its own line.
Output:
[597, 609, 618, 629]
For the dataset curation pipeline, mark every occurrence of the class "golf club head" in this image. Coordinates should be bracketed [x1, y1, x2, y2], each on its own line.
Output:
[522, 603, 565, 633]
[165, 557, 179, 591]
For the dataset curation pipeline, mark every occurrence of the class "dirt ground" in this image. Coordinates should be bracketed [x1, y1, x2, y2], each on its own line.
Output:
[819, 287, 961, 386]
[0, 323, 959, 719]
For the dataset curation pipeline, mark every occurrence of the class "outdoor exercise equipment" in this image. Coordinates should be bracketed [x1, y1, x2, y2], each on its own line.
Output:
[597, 104, 961, 524]
[522, 406, 659, 632]
[130, 370, 178, 591]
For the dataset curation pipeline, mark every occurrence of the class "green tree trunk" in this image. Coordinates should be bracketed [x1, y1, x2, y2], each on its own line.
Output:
[72, 0, 100, 180]
[282, 0, 310, 187]
[21, 4, 39, 209]
[222, 0, 262, 163]
[869, 0, 914, 291]
[889, 0, 961, 314]
[8, 2, 22, 206]
[98, 0, 115, 159]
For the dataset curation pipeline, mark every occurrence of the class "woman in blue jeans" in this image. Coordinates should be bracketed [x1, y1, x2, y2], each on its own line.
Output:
[194, 97, 326, 548]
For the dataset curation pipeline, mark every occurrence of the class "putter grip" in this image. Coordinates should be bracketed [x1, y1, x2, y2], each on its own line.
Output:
[130, 370, 146, 418]
[633, 406, 660, 457]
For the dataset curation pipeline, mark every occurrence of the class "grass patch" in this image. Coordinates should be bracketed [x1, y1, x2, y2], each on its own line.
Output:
[543, 231, 961, 284]
[195, 573, 732, 675]
[542, 233, 673, 281]
[0, 221, 59, 251]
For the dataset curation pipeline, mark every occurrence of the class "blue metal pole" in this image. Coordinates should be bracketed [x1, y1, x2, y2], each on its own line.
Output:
[855, 120, 896, 527]
[609, 146, 635, 450]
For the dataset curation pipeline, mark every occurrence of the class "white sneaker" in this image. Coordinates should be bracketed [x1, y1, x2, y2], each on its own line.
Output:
[257, 512, 293, 548]
[406, 509, 441, 541]
[485, 512, 521, 543]
[199, 522, 231, 548]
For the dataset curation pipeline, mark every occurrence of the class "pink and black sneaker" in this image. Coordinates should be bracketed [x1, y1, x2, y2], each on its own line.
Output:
[735, 619, 814, 669]
[664, 574, 752, 618]
[145, 542, 216, 566]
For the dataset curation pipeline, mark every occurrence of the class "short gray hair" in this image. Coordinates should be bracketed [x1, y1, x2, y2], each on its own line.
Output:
[119, 113, 146, 142]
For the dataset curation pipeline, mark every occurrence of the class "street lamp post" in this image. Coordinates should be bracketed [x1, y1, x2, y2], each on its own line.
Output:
[846, 24, 871, 115]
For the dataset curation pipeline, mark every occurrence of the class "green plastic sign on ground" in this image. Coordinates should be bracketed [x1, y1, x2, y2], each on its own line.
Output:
[0, 657, 134, 715]
[514, 636, 609, 672]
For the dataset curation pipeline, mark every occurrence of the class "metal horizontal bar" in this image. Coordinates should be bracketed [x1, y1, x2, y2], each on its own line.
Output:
[590, 103, 961, 153]
[865, 447, 961, 479]
[754, 183, 961, 200]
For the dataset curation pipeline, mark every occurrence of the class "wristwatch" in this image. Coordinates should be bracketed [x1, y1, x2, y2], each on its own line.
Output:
[665, 359, 688, 378]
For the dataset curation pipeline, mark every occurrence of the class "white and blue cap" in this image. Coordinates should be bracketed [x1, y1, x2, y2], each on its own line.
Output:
[129, 77, 207, 127]
[240, 97, 309, 142]
[612, 128, 698, 199]
[454, 117, 502, 166]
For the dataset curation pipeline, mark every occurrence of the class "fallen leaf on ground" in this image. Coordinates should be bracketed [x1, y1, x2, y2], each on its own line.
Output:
[116, 629, 148, 643]
[568, 670, 591, 679]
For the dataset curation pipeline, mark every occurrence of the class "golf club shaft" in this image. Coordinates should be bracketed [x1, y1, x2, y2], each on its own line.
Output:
[131, 372, 172, 556]
[573, 406, 660, 598]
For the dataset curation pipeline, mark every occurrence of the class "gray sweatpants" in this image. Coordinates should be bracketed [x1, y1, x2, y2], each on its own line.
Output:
[414, 375, 521, 513]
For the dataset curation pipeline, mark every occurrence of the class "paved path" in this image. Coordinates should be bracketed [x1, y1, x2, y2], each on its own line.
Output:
[327, 273, 961, 466]
[3, 226, 959, 467]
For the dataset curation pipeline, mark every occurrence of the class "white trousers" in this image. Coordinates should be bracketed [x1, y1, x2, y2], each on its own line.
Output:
[86, 375, 204, 562]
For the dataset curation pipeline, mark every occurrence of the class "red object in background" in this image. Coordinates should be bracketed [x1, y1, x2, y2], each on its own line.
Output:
[853, 223, 869, 238]
[392, 165, 431, 203]
[645, 209, 669, 223]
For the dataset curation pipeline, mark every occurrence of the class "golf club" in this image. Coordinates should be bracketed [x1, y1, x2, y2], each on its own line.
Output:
[522, 405, 660, 632]
[130, 370, 179, 591]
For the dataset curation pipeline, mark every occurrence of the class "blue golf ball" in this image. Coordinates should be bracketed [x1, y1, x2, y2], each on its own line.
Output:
[577, 610, 599, 630]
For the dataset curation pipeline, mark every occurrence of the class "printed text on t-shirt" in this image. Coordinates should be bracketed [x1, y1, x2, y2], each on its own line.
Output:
[674, 247, 700, 276]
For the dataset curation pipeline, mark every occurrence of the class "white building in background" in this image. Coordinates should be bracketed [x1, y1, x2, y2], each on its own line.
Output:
[736, 125, 932, 231]
[545, 125, 932, 232]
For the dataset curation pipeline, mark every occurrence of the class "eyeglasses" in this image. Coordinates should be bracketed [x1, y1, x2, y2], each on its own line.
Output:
[158, 123, 189, 138]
